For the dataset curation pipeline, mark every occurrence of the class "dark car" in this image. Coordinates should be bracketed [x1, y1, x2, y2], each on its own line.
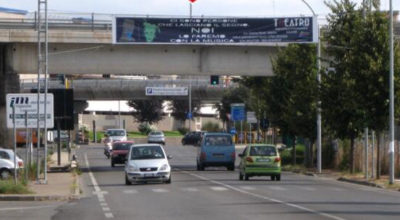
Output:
[111, 141, 134, 167]
[181, 131, 203, 145]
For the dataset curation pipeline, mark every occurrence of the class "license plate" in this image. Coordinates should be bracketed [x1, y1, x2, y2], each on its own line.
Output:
[257, 158, 270, 162]
[144, 173, 154, 177]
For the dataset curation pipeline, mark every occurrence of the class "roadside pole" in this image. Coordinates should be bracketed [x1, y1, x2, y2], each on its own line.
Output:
[389, 0, 395, 185]
[364, 127, 369, 180]
[371, 130, 375, 179]
[25, 111, 29, 181]
[13, 105, 17, 184]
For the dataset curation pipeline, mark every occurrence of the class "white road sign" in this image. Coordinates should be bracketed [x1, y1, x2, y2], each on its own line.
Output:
[146, 87, 188, 96]
[6, 93, 54, 128]
[247, 111, 257, 124]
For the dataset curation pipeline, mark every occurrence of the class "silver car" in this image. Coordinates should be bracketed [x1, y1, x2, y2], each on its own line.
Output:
[106, 129, 127, 142]
[147, 131, 165, 145]
[125, 144, 172, 185]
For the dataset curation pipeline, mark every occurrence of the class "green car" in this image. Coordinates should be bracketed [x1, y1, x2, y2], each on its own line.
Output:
[238, 144, 281, 181]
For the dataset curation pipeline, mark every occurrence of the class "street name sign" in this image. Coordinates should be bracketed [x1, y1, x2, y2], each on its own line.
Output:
[247, 111, 257, 124]
[6, 93, 54, 128]
[145, 87, 188, 96]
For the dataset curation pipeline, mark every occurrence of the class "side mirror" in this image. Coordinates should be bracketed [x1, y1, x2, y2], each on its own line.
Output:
[167, 155, 173, 160]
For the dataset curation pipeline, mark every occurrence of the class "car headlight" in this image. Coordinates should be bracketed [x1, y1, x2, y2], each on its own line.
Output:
[127, 165, 139, 172]
[159, 164, 169, 171]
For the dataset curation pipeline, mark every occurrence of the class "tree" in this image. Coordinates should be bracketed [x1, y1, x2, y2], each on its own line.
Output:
[127, 99, 164, 125]
[168, 99, 201, 121]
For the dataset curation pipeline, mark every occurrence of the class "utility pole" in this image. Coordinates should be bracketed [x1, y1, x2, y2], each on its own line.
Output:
[389, 0, 395, 185]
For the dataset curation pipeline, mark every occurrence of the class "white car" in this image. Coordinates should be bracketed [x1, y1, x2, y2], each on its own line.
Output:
[0, 148, 24, 180]
[125, 144, 172, 185]
[106, 129, 127, 142]
[147, 131, 165, 145]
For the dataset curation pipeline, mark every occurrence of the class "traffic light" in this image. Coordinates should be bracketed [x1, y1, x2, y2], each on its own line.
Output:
[210, 75, 219, 85]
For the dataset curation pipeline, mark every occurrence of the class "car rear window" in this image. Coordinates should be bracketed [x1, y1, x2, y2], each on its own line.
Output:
[204, 136, 232, 146]
[151, 132, 163, 136]
[107, 130, 126, 136]
[250, 146, 277, 156]
[113, 143, 133, 150]
[130, 146, 165, 160]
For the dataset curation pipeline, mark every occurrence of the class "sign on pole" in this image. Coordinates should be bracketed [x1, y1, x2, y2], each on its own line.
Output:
[113, 16, 317, 44]
[231, 103, 245, 121]
[247, 111, 257, 124]
[145, 87, 188, 96]
[6, 93, 54, 129]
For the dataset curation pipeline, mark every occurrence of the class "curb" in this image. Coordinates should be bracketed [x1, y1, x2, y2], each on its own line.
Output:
[337, 177, 384, 189]
[0, 194, 79, 201]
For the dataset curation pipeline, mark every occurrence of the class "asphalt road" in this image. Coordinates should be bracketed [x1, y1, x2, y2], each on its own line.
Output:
[3, 139, 400, 220]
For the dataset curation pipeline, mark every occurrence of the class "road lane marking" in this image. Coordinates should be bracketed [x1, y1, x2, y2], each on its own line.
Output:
[123, 190, 138, 194]
[240, 186, 256, 191]
[180, 170, 346, 220]
[297, 186, 316, 191]
[84, 153, 114, 219]
[330, 187, 345, 192]
[210, 186, 229, 191]
[152, 188, 169, 193]
[181, 187, 199, 192]
[105, 213, 114, 218]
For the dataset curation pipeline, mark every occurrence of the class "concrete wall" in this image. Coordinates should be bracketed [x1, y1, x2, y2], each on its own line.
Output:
[80, 113, 223, 132]
[12, 43, 276, 76]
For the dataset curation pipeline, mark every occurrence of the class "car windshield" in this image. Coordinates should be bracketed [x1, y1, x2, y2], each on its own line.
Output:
[250, 146, 277, 156]
[113, 143, 133, 151]
[204, 135, 232, 146]
[130, 146, 165, 160]
[150, 132, 163, 136]
[107, 130, 125, 136]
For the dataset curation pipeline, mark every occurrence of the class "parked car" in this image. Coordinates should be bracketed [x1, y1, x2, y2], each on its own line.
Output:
[181, 131, 203, 145]
[196, 133, 235, 171]
[147, 131, 165, 145]
[124, 144, 172, 185]
[111, 141, 134, 167]
[106, 129, 127, 142]
[238, 144, 281, 181]
[0, 148, 24, 180]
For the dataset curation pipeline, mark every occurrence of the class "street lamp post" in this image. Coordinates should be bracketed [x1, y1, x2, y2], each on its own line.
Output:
[389, 0, 395, 185]
[301, 0, 322, 174]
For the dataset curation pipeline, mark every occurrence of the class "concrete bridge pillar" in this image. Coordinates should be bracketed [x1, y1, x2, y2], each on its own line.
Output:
[0, 44, 20, 147]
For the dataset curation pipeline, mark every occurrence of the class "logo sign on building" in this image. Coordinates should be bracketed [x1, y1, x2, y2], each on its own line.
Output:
[247, 111, 257, 124]
[230, 103, 245, 121]
[113, 16, 317, 44]
[6, 93, 54, 128]
[145, 87, 188, 96]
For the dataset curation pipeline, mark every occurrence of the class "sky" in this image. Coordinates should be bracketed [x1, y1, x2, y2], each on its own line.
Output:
[0, 0, 398, 19]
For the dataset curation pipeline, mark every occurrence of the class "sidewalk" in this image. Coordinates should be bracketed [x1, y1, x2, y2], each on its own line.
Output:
[0, 151, 80, 201]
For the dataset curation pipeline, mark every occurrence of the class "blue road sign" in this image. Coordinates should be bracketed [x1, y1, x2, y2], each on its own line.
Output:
[187, 112, 193, 119]
[230, 127, 237, 135]
[231, 104, 245, 121]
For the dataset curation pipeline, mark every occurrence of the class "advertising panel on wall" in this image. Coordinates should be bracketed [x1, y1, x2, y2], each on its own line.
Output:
[113, 16, 318, 44]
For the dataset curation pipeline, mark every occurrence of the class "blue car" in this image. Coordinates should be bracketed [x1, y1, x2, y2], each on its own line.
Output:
[196, 133, 235, 171]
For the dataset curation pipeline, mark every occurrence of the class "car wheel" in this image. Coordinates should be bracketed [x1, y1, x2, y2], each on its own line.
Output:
[276, 174, 281, 181]
[244, 174, 249, 181]
[199, 163, 205, 171]
[0, 169, 11, 180]
[165, 175, 171, 184]
[239, 172, 243, 181]
[125, 174, 131, 185]
[111, 161, 115, 167]
[271, 175, 275, 181]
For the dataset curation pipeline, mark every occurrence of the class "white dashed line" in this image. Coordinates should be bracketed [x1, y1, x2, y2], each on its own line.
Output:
[123, 190, 138, 194]
[240, 186, 256, 191]
[180, 170, 346, 220]
[181, 187, 199, 192]
[152, 188, 170, 193]
[85, 153, 114, 219]
[210, 186, 229, 191]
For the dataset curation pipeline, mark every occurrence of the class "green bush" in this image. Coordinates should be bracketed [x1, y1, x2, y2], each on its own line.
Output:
[177, 127, 189, 135]
[202, 122, 220, 132]
[0, 180, 32, 194]
[138, 123, 153, 135]
[280, 144, 305, 165]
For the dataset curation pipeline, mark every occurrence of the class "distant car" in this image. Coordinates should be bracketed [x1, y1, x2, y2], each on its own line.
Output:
[196, 133, 235, 171]
[238, 144, 281, 181]
[125, 144, 172, 185]
[0, 148, 24, 180]
[147, 131, 165, 145]
[181, 131, 202, 145]
[106, 129, 127, 142]
[111, 141, 134, 167]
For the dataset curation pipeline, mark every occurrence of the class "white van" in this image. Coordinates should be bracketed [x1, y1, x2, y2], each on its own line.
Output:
[0, 148, 24, 179]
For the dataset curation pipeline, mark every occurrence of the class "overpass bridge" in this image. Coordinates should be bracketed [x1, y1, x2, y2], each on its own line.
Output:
[20, 78, 234, 102]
